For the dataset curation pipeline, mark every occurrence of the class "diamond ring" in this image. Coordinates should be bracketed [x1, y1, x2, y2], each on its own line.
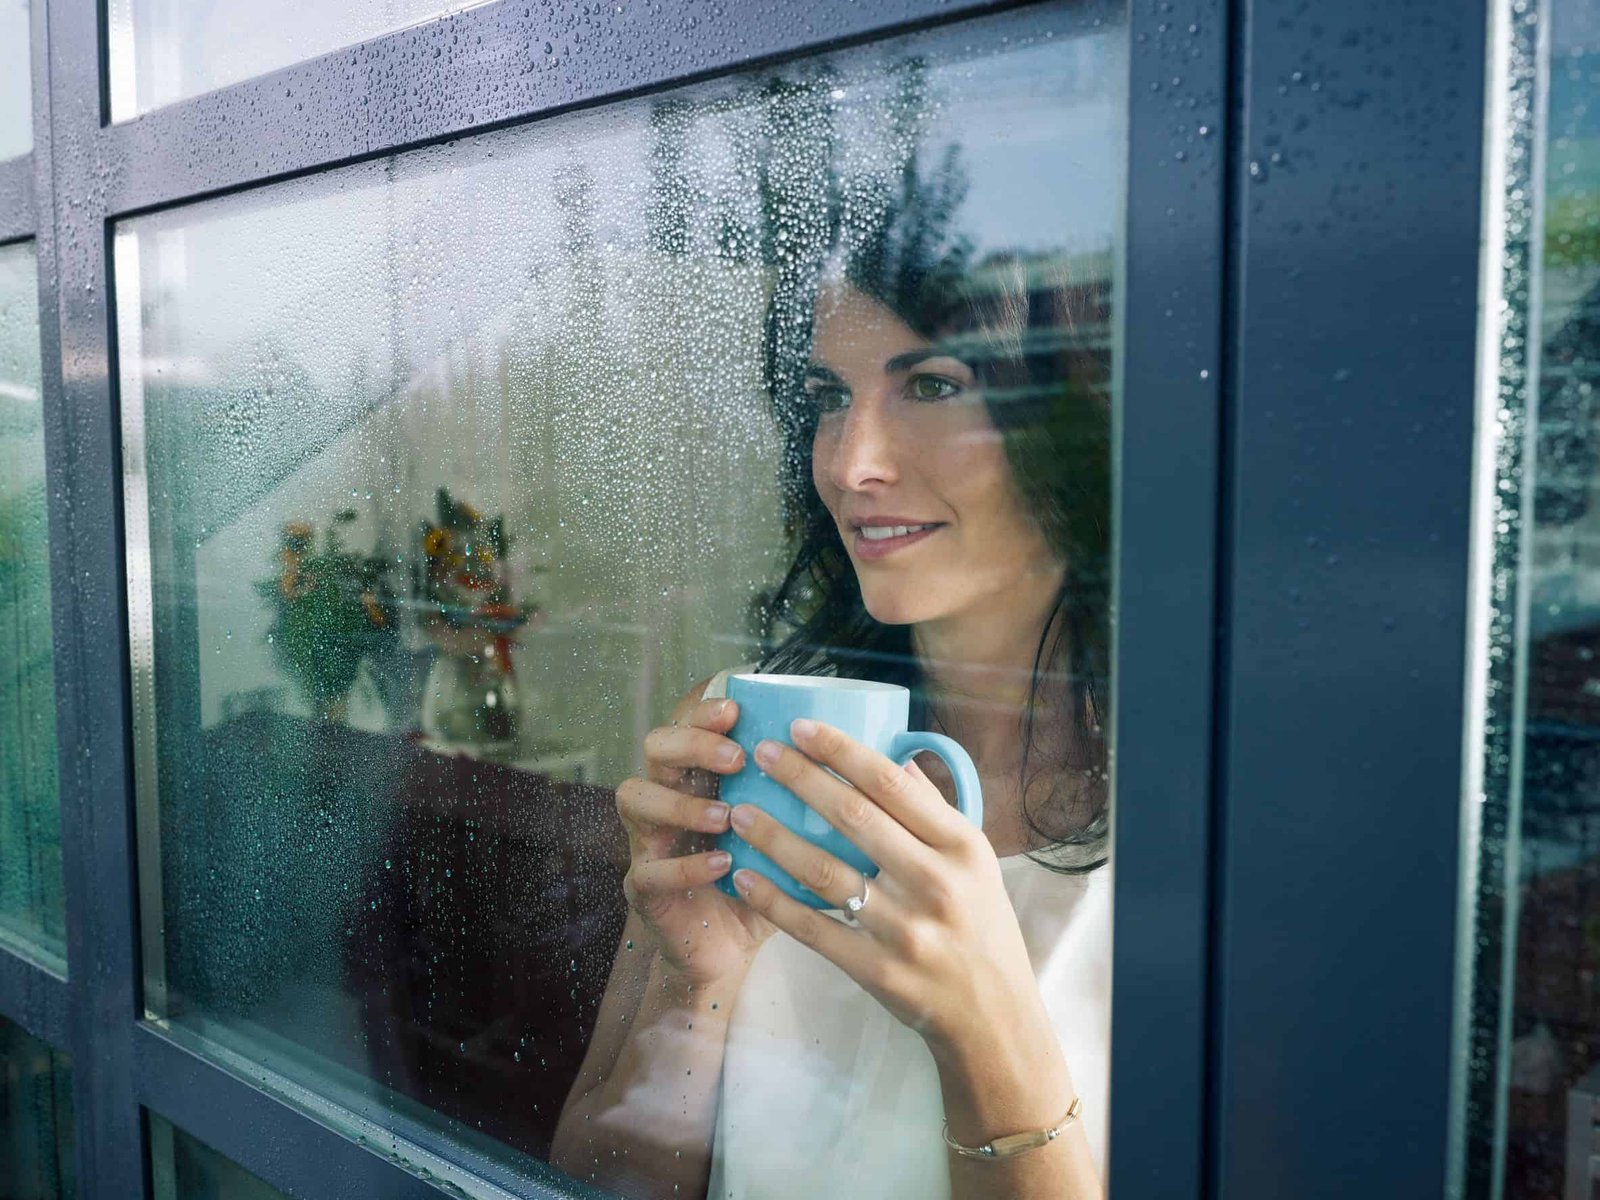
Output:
[845, 875, 870, 915]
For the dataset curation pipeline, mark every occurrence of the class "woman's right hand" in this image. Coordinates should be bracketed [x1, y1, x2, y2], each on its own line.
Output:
[616, 696, 775, 988]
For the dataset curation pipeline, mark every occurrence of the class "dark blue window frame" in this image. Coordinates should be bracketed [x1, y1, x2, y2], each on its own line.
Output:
[0, 0, 1486, 1196]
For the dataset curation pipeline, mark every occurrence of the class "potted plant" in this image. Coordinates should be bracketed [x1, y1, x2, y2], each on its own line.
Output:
[254, 511, 399, 722]
[414, 489, 541, 749]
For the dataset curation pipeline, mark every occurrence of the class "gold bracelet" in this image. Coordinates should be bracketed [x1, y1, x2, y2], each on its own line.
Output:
[942, 1096, 1082, 1161]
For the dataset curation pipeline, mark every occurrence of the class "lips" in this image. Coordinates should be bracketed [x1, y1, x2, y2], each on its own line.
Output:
[848, 519, 945, 561]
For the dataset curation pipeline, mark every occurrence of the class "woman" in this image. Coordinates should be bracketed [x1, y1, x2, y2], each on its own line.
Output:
[551, 181, 1111, 1198]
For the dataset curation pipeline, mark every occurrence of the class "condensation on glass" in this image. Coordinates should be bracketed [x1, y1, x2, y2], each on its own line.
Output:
[0, 0, 29, 160]
[1457, 0, 1600, 1197]
[106, 0, 482, 121]
[0, 1015, 75, 1199]
[149, 1114, 287, 1200]
[0, 240, 64, 972]
[117, 5, 1124, 1193]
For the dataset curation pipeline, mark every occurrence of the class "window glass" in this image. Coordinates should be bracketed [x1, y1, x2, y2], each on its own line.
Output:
[0, 0, 28, 160]
[1459, 0, 1600, 1195]
[0, 1015, 75, 1200]
[148, 1114, 288, 1200]
[119, 6, 1125, 1192]
[0, 239, 64, 970]
[106, 0, 479, 121]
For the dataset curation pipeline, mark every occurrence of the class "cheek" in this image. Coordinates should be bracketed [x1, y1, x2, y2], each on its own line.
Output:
[810, 429, 836, 501]
[932, 416, 1010, 519]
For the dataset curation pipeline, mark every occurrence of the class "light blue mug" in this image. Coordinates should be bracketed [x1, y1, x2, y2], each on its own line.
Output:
[715, 673, 984, 909]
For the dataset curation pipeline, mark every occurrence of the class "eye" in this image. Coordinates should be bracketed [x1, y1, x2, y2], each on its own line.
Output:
[907, 373, 963, 402]
[807, 383, 851, 414]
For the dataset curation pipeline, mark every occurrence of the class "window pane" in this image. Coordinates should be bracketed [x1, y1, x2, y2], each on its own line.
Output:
[0, 0, 29, 160]
[0, 240, 64, 970]
[119, 6, 1124, 1192]
[148, 1114, 287, 1200]
[1460, 0, 1600, 1195]
[0, 1015, 75, 1200]
[106, 0, 475, 121]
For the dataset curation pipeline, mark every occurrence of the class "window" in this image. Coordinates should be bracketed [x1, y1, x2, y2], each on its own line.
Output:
[1458, 0, 1600, 1195]
[2, 0, 1499, 1194]
[0, 0, 28, 161]
[117, 7, 1127, 1191]
[106, 0, 474, 120]
[0, 1013, 74, 1200]
[0, 239, 62, 971]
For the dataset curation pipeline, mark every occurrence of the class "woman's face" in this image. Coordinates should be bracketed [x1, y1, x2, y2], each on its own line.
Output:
[807, 285, 1061, 627]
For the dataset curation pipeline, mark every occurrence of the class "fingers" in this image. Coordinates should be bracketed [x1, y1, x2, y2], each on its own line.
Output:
[728, 803, 883, 924]
[786, 719, 973, 850]
[644, 701, 745, 781]
[748, 734, 930, 876]
[730, 867, 880, 982]
[623, 849, 733, 920]
[683, 696, 740, 734]
[616, 776, 732, 846]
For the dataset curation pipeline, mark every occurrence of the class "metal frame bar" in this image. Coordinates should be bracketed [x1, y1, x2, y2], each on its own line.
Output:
[0, 0, 1232, 1195]
[1108, 1, 1226, 1196]
[1209, 1, 1489, 1196]
[98, 0, 1047, 218]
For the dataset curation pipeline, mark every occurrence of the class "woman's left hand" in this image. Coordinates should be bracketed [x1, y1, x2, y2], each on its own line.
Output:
[726, 717, 1041, 1059]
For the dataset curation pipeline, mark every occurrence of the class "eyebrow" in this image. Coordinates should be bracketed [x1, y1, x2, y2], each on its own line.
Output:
[882, 348, 941, 374]
[806, 349, 955, 382]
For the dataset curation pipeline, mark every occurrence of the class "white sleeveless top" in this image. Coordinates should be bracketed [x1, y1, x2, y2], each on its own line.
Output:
[701, 667, 1111, 1198]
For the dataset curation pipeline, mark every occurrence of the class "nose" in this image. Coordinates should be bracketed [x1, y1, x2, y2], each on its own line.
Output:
[824, 396, 900, 492]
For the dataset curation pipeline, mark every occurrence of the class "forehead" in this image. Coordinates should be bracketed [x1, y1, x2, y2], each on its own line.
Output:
[811, 285, 930, 365]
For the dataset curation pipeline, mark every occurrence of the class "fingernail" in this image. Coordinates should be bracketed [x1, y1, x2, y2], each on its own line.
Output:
[716, 699, 733, 719]
[791, 718, 817, 740]
[703, 802, 731, 829]
[708, 851, 732, 871]
[730, 804, 754, 832]
[732, 869, 756, 895]
[717, 743, 742, 768]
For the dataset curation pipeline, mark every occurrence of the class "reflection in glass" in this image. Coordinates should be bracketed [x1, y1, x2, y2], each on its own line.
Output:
[106, 0, 476, 121]
[1459, 0, 1600, 1196]
[0, 240, 64, 970]
[0, 0, 28, 160]
[149, 1114, 287, 1200]
[0, 1015, 75, 1200]
[119, 7, 1123, 1193]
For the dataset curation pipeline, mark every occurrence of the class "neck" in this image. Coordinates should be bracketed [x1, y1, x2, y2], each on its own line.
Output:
[910, 562, 1068, 770]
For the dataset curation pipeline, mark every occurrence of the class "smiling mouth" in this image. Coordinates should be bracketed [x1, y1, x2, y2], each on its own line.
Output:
[848, 521, 946, 559]
[856, 522, 942, 540]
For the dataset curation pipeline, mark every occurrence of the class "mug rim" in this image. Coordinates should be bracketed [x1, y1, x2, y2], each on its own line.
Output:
[729, 672, 906, 695]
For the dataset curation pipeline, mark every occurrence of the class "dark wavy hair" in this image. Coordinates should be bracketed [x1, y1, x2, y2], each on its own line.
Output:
[753, 147, 1112, 874]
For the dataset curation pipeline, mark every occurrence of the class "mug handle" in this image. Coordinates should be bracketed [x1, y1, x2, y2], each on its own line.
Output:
[887, 731, 984, 830]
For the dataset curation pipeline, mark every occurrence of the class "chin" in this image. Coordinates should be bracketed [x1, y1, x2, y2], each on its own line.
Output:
[859, 586, 940, 627]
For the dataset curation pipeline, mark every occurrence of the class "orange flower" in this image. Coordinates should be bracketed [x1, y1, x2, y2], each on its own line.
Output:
[361, 591, 387, 628]
[423, 527, 450, 559]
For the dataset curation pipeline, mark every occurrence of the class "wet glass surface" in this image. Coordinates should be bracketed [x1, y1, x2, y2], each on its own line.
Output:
[148, 1114, 289, 1200]
[0, 240, 64, 971]
[0, 1015, 75, 1200]
[106, 0, 472, 120]
[1461, 0, 1600, 1196]
[118, 6, 1124, 1192]
[0, 0, 29, 160]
